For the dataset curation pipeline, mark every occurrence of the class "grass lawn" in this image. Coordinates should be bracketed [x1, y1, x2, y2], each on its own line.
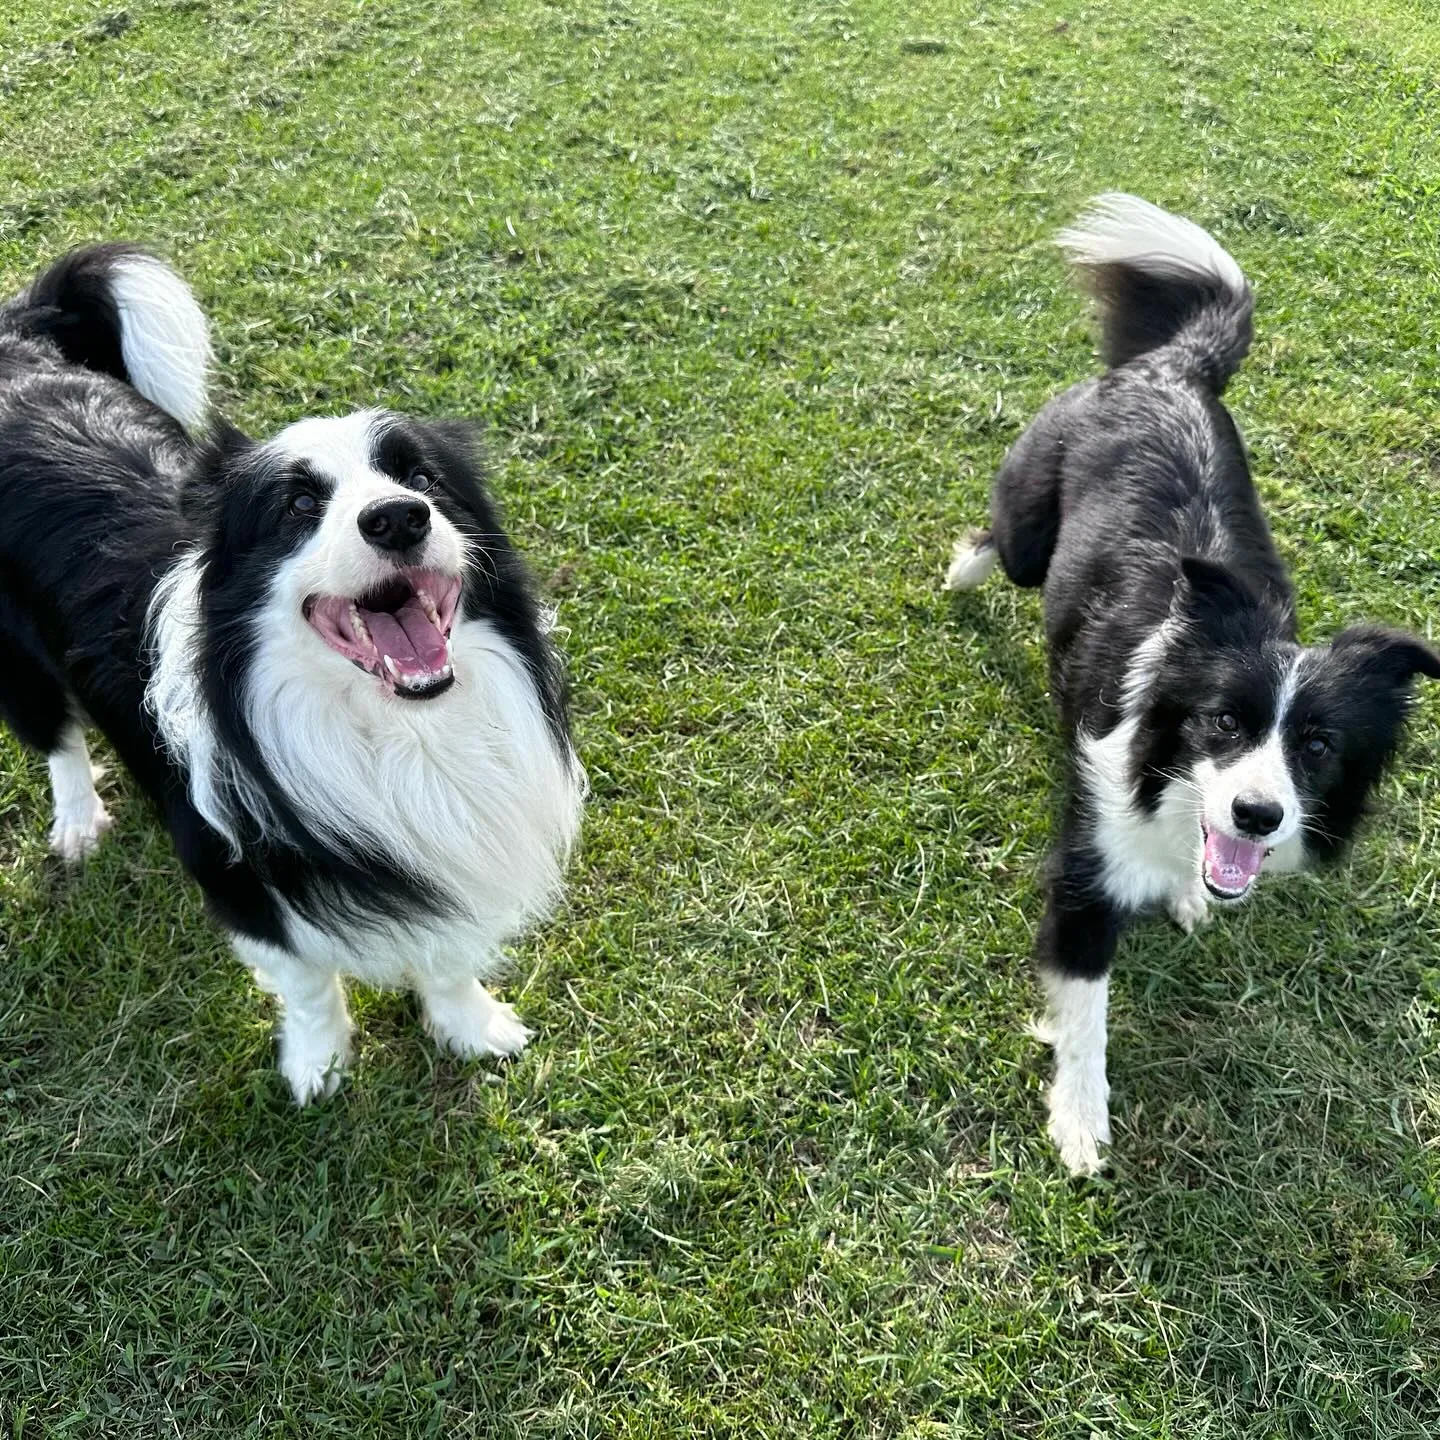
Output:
[4, 0, 1440, 1432]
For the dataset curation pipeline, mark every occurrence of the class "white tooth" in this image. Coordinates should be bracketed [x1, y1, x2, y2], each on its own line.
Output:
[417, 587, 440, 625]
[349, 603, 372, 646]
[445, 639, 454, 665]
[383, 656, 399, 678]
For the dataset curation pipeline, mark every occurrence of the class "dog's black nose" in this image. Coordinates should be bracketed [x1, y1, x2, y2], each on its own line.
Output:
[358, 497, 430, 552]
[1231, 794, 1284, 837]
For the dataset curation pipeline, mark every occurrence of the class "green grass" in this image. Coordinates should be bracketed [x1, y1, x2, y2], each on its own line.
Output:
[3, 0, 1440, 1432]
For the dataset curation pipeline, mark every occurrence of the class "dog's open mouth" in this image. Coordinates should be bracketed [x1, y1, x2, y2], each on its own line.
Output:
[304, 569, 461, 699]
[1201, 824, 1273, 901]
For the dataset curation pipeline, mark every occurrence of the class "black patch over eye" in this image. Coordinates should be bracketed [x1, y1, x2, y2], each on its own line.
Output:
[290, 491, 319, 517]
[1215, 712, 1240, 734]
[405, 468, 436, 493]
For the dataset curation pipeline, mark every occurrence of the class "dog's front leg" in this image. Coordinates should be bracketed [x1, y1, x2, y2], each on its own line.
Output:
[234, 935, 354, 1104]
[416, 974, 532, 1061]
[1030, 845, 1125, 1176]
[1167, 878, 1211, 934]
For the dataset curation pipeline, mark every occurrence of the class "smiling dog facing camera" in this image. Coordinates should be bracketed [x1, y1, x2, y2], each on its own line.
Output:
[946, 194, 1438, 1175]
[0, 244, 583, 1102]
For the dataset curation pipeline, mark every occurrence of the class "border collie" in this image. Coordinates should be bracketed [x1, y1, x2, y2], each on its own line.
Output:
[0, 243, 584, 1102]
[945, 195, 1438, 1174]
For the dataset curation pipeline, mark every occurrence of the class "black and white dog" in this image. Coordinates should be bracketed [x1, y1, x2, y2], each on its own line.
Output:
[0, 244, 584, 1102]
[946, 195, 1438, 1174]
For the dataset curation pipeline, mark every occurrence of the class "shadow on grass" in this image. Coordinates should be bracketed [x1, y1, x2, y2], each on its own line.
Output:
[941, 586, 1053, 721]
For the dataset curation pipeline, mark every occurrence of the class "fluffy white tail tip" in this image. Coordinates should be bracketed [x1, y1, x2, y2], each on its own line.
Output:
[111, 254, 212, 430]
[944, 532, 999, 591]
[1056, 192, 1246, 294]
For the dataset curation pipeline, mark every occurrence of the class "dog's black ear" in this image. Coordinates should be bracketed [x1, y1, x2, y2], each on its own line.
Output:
[193, 420, 255, 480]
[211, 420, 254, 454]
[1179, 556, 1254, 611]
[1330, 626, 1440, 684]
[179, 422, 254, 529]
[419, 418, 484, 464]
[1178, 555, 1257, 637]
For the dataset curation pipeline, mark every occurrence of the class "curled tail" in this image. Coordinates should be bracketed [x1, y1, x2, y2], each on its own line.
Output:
[4, 243, 211, 429]
[1056, 193, 1252, 392]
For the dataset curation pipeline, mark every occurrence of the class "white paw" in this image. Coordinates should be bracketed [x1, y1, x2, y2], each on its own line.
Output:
[424, 982, 532, 1061]
[278, 1018, 352, 1105]
[1168, 886, 1211, 935]
[473, 1001, 533, 1058]
[1047, 1073, 1112, 1177]
[49, 801, 113, 862]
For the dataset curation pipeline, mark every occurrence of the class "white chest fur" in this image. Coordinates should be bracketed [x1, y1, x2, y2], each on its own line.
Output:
[149, 551, 584, 984]
[1079, 715, 1200, 911]
[246, 612, 585, 981]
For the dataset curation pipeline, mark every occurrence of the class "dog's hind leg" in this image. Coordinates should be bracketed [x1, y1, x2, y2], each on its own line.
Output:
[417, 974, 532, 1061]
[0, 590, 111, 861]
[946, 393, 1075, 593]
[46, 724, 113, 862]
[986, 380, 1095, 589]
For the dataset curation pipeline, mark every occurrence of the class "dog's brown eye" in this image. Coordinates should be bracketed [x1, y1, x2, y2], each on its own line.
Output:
[290, 492, 318, 516]
[1216, 712, 1239, 734]
[406, 469, 435, 493]
[1304, 736, 1330, 759]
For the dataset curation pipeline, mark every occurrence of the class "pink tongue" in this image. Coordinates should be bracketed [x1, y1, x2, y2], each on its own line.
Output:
[359, 597, 448, 677]
[1204, 830, 1266, 894]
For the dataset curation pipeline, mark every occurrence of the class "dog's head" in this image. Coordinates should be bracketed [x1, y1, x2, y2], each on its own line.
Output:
[199, 409, 508, 702]
[1136, 557, 1439, 900]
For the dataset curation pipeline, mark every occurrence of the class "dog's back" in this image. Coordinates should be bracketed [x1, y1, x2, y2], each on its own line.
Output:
[951, 195, 1292, 724]
[0, 246, 218, 862]
[0, 244, 212, 612]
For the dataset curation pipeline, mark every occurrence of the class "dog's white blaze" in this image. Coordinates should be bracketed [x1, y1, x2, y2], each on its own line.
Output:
[110, 253, 212, 430]
[1196, 650, 1306, 852]
[266, 411, 467, 601]
[1033, 969, 1111, 1176]
[1057, 192, 1246, 296]
[268, 410, 378, 476]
